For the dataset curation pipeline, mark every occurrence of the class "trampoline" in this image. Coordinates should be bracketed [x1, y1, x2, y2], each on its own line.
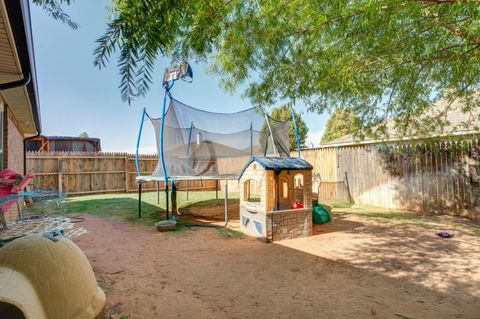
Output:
[135, 62, 301, 224]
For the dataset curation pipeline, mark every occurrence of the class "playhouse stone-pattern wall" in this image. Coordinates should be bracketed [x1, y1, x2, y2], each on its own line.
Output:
[266, 208, 312, 242]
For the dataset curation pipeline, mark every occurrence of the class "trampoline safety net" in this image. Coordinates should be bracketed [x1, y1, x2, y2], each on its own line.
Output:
[150, 99, 291, 178]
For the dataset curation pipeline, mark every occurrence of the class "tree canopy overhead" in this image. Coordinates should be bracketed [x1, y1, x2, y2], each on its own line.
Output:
[32, 0, 78, 29]
[40, 0, 480, 138]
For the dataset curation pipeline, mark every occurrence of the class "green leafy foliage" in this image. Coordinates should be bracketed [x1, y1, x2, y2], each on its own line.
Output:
[92, 0, 480, 136]
[32, 0, 78, 29]
[321, 108, 361, 143]
[79, 131, 89, 138]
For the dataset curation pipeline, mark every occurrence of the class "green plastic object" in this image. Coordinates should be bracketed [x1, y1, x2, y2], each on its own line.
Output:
[312, 202, 331, 224]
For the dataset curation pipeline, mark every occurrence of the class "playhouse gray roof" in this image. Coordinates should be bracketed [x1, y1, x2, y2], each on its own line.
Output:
[252, 157, 313, 171]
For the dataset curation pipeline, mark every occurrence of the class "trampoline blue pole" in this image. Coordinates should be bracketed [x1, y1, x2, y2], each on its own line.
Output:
[135, 107, 147, 176]
[291, 106, 301, 158]
[160, 81, 174, 219]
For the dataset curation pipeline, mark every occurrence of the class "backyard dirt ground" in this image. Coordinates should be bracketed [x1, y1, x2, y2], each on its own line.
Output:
[72, 208, 480, 319]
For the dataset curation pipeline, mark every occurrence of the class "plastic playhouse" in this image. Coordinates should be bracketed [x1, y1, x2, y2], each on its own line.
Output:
[239, 157, 313, 242]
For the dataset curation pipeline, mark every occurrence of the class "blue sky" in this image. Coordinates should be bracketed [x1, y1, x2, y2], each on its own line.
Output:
[30, 0, 328, 152]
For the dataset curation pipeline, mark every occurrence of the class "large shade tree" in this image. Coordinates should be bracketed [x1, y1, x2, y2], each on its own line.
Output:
[37, 0, 480, 138]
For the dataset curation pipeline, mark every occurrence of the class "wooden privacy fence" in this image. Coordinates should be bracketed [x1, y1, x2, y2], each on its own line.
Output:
[26, 152, 218, 195]
[27, 140, 480, 219]
[300, 139, 480, 219]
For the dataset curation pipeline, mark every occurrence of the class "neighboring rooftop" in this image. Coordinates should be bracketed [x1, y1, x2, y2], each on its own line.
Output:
[321, 95, 480, 147]
[26, 135, 101, 152]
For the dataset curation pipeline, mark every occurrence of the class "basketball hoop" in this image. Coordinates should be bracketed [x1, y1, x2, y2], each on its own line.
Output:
[162, 61, 193, 86]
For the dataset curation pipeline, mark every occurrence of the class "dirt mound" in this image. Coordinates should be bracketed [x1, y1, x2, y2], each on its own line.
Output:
[178, 200, 239, 221]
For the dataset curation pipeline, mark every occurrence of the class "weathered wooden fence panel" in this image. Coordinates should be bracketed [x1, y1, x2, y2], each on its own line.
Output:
[26, 152, 218, 195]
[300, 139, 479, 219]
[295, 148, 340, 201]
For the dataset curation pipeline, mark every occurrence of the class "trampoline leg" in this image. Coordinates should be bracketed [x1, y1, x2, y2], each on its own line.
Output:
[156, 181, 160, 204]
[224, 180, 228, 225]
[138, 182, 142, 218]
[216, 180, 218, 200]
[165, 185, 169, 220]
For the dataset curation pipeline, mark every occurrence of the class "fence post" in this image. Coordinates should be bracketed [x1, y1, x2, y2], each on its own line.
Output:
[344, 171, 353, 204]
[58, 157, 63, 193]
[124, 154, 129, 192]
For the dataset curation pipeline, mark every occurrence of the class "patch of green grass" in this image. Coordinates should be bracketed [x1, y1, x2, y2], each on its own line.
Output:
[66, 194, 161, 226]
[216, 227, 244, 239]
[319, 200, 353, 209]
[65, 191, 239, 228]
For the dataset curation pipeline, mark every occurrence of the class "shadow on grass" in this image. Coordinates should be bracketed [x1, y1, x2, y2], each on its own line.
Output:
[320, 200, 459, 230]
